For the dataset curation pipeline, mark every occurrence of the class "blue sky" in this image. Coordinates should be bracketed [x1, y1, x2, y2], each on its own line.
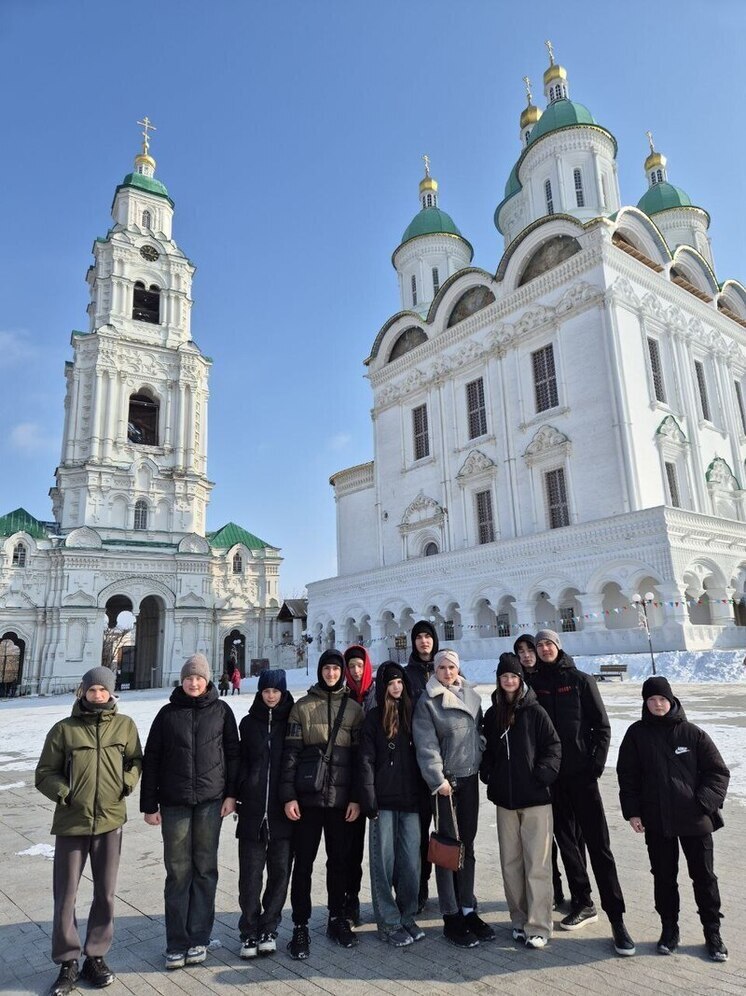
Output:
[1, 0, 744, 594]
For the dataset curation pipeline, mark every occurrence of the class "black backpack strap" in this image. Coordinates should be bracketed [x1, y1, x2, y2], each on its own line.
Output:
[323, 694, 348, 762]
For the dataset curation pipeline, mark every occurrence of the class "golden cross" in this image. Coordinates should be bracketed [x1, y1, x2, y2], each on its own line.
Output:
[646, 130, 655, 153]
[422, 153, 430, 178]
[545, 39, 555, 65]
[523, 75, 533, 104]
[137, 116, 157, 155]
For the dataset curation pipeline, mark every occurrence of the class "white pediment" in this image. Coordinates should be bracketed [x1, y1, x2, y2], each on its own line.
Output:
[65, 527, 103, 549]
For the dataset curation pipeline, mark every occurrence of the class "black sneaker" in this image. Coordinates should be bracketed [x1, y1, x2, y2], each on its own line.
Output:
[327, 917, 358, 948]
[657, 921, 679, 955]
[49, 961, 78, 996]
[288, 924, 310, 960]
[80, 956, 115, 987]
[257, 931, 277, 954]
[344, 896, 362, 927]
[443, 913, 479, 949]
[463, 911, 495, 941]
[611, 919, 636, 956]
[705, 929, 728, 962]
[387, 927, 414, 948]
[404, 921, 426, 942]
[560, 905, 599, 931]
[240, 937, 259, 959]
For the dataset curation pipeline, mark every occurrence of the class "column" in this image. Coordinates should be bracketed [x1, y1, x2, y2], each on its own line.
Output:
[576, 592, 608, 633]
[706, 586, 736, 626]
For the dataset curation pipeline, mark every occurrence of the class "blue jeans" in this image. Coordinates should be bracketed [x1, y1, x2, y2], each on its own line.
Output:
[238, 834, 292, 938]
[369, 810, 420, 933]
[161, 799, 223, 952]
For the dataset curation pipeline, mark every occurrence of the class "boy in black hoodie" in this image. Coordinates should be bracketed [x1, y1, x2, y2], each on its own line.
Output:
[617, 676, 730, 961]
[236, 669, 294, 959]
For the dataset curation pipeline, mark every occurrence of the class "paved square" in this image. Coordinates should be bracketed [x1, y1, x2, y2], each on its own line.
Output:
[1, 682, 744, 995]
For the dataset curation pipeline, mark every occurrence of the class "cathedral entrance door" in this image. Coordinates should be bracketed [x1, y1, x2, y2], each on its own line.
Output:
[0, 633, 24, 697]
[102, 596, 136, 688]
[137, 596, 164, 689]
[224, 630, 246, 678]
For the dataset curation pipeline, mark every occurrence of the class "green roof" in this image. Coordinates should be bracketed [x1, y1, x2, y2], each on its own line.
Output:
[504, 163, 520, 199]
[637, 181, 694, 216]
[206, 522, 271, 550]
[526, 99, 597, 145]
[116, 172, 173, 204]
[401, 207, 465, 245]
[0, 507, 48, 539]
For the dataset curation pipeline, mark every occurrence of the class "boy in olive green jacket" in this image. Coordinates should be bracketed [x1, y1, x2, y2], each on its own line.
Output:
[35, 667, 142, 996]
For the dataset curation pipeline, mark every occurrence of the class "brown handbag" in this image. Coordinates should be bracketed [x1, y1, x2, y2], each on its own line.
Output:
[427, 793, 465, 872]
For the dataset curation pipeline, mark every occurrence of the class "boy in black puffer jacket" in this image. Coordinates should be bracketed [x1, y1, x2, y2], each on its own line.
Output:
[617, 676, 730, 961]
[236, 670, 294, 959]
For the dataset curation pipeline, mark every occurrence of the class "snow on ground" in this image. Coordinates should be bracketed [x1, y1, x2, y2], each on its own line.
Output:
[2, 650, 744, 801]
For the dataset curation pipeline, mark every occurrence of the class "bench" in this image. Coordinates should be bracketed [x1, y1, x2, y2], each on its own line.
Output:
[593, 663, 628, 682]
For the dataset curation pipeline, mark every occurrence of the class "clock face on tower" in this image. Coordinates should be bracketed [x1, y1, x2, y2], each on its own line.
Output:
[140, 245, 159, 261]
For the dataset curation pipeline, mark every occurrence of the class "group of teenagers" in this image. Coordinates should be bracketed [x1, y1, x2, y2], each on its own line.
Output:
[35, 621, 731, 996]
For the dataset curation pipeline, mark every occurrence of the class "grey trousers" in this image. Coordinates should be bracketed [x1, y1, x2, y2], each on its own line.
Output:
[52, 828, 123, 963]
[497, 805, 553, 939]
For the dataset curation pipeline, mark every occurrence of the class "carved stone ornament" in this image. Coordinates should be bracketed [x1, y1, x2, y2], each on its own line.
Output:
[457, 449, 496, 481]
[607, 276, 640, 309]
[656, 415, 687, 446]
[398, 491, 445, 535]
[706, 457, 739, 491]
[524, 425, 571, 466]
[65, 526, 103, 549]
[178, 533, 210, 554]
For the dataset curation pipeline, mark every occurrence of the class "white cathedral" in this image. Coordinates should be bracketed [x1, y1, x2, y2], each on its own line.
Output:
[307, 48, 746, 662]
[0, 125, 282, 694]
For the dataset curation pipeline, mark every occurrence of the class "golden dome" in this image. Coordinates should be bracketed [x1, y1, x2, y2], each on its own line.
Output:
[543, 63, 567, 85]
[520, 104, 542, 128]
[134, 152, 156, 171]
[419, 175, 438, 194]
[644, 150, 667, 172]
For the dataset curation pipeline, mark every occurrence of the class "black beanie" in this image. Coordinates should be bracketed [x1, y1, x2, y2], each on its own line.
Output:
[497, 653, 524, 679]
[642, 675, 675, 705]
[410, 620, 439, 659]
[317, 649, 345, 691]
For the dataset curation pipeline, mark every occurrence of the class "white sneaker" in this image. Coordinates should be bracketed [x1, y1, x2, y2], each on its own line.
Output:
[240, 938, 259, 959]
[526, 935, 548, 949]
[165, 952, 186, 970]
[258, 932, 277, 954]
[185, 945, 207, 965]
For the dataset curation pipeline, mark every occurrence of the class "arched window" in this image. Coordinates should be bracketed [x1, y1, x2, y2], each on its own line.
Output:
[573, 168, 585, 207]
[411, 274, 417, 306]
[132, 281, 160, 324]
[424, 541, 439, 557]
[544, 179, 554, 215]
[422, 196, 427, 209]
[142, 209, 152, 229]
[134, 500, 148, 531]
[432, 267, 440, 296]
[11, 543, 26, 568]
[426, 193, 433, 207]
[233, 552, 243, 574]
[127, 391, 159, 445]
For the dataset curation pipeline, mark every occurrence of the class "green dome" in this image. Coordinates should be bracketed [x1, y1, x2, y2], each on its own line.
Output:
[637, 181, 693, 216]
[117, 171, 172, 203]
[504, 163, 520, 199]
[527, 98, 597, 145]
[401, 206, 464, 245]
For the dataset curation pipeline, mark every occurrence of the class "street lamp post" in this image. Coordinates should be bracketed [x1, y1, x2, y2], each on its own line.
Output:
[632, 592, 657, 675]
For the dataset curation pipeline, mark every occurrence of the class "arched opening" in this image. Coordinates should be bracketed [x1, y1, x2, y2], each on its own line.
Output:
[133, 499, 148, 531]
[132, 281, 161, 323]
[359, 614, 372, 647]
[633, 578, 664, 628]
[142, 210, 152, 229]
[518, 236, 582, 287]
[475, 598, 497, 638]
[344, 617, 359, 646]
[137, 595, 164, 688]
[0, 633, 25, 697]
[558, 588, 583, 633]
[446, 286, 496, 328]
[224, 629, 246, 678]
[388, 326, 428, 362]
[444, 603, 462, 642]
[127, 391, 159, 445]
[533, 591, 558, 631]
[423, 541, 439, 556]
[496, 596, 517, 637]
[11, 542, 27, 567]
[232, 551, 243, 574]
[601, 582, 634, 630]
[102, 596, 136, 688]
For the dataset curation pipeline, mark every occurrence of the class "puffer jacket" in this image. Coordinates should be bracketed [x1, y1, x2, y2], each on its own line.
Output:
[236, 689, 294, 840]
[480, 682, 561, 809]
[359, 668, 420, 814]
[279, 682, 363, 809]
[528, 651, 610, 779]
[617, 698, 730, 837]
[35, 698, 142, 836]
[140, 684, 239, 812]
[413, 674, 483, 792]
[404, 621, 439, 704]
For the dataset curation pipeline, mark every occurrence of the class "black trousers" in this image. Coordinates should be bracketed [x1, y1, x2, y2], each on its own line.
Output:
[552, 776, 625, 920]
[238, 832, 292, 938]
[645, 831, 722, 927]
[346, 812, 367, 902]
[290, 807, 351, 924]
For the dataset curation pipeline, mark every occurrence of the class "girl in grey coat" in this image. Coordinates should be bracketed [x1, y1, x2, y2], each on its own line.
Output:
[412, 649, 494, 948]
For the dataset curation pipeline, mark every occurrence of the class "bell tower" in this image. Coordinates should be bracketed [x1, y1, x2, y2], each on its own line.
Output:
[51, 119, 213, 540]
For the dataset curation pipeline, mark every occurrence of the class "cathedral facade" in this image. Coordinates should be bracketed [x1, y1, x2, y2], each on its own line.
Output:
[0, 129, 282, 694]
[307, 51, 746, 662]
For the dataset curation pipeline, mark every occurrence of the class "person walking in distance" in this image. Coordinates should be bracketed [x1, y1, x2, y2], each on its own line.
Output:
[35, 667, 142, 996]
[529, 629, 635, 957]
[404, 619, 439, 911]
[280, 649, 364, 960]
[617, 676, 730, 961]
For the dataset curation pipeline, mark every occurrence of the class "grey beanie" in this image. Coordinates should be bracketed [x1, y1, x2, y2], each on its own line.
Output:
[535, 628, 562, 651]
[181, 653, 211, 683]
[81, 666, 116, 695]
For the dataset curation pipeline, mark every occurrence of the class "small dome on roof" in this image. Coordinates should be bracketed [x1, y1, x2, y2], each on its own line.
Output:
[401, 206, 464, 245]
[527, 98, 598, 146]
[637, 181, 693, 216]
